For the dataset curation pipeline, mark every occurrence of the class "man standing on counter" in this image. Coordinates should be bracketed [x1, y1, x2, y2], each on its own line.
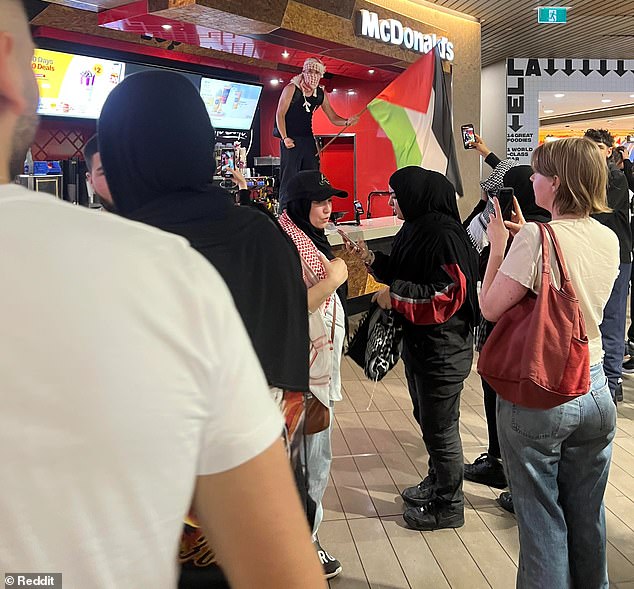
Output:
[275, 57, 360, 209]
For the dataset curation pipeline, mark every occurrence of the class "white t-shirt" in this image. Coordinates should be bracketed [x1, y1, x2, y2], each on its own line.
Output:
[0, 185, 283, 587]
[499, 218, 619, 365]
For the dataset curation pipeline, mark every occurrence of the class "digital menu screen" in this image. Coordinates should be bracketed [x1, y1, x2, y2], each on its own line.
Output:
[199, 78, 262, 131]
[32, 48, 125, 119]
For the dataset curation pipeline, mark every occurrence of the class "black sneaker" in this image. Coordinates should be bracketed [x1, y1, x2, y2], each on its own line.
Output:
[314, 540, 342, 579]
[401, 474, 435, 507]
[497, 491, 514, 514]
[403, 499, 464, 531]
[623, 356, 634, 374]
[464, 453, 508, 489]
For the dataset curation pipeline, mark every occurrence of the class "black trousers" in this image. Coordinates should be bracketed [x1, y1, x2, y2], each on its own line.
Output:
[404, 364, 464, 507]
[482, 377, 501, 459]
[278, 136, 320, 208]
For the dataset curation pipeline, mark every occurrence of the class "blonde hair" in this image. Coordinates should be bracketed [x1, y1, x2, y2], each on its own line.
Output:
[531, 137, 610, 216]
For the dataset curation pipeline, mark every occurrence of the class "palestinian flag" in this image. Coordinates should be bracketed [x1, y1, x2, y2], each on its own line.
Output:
[368, 47, 464, 195]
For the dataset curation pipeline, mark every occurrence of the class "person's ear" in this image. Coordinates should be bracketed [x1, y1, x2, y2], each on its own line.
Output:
[552, 175, 561, 193]
[0, 32, 27, 116]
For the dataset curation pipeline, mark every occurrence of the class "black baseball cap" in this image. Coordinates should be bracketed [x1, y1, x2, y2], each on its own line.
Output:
[285, 170, 348, 203]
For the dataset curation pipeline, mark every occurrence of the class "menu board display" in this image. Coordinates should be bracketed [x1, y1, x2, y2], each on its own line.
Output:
[199, 78, 262, 131]
[32, 48, 125, 119]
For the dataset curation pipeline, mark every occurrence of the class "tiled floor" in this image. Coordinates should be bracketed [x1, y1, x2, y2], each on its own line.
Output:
[320, 356, 634, 589]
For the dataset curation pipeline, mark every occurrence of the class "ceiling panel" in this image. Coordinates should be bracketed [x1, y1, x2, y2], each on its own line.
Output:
[427, 0, 634, 66]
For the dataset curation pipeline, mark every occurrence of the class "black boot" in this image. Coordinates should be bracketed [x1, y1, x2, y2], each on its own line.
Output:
[403, 498, 464, 531]
[401, 474, 435, 507]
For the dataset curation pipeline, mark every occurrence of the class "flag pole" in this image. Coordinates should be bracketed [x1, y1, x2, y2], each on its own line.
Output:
[316, 106, 368, 156]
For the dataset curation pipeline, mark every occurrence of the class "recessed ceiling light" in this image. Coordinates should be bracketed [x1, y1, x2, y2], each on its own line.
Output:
[544, 109, 555, 114]
[368, 69, 375, 74]
[554, 93, 565, 98]
[281, 50, 289, 58]
[270, 79, 279, 86]
[347, 90, 356, 95]
[161, 24, 172, 30]
[630, 94, 634, 98]
[332, 88, 337, 93]
[602, 98, 612, 103]
[538, 99, 542, 102]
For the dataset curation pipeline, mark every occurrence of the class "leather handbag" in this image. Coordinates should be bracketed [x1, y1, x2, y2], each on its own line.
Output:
[477, 223, 590, 409]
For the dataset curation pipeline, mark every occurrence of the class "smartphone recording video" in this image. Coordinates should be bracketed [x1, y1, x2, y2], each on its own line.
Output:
[461, 124, 476, 150]
[497, 187, 514, 221]
[220, 150, 236, 177]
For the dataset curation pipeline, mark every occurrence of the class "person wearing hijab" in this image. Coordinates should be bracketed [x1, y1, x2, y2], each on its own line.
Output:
[278, 170, 349, 579]
[464, 163, 551, 514]
[346, 166, 479, 531]
[98, 70, 315, 589]
[275, 57, 360, 209]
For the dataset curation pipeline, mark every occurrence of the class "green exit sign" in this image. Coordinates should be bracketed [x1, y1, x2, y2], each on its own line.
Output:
[537, 7, 568, 23]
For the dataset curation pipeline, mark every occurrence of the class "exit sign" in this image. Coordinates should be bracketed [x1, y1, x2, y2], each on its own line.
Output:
[538, 7, 568, 23]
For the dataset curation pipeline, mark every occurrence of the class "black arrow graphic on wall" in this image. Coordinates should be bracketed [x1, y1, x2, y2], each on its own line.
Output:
[562, 59, 575, 75]
[580, 60, 592, 76]
[544, 59, 558, 76]
[509, 115, 523, 132]
[598, 60, 609, 76]
[615, 60, 627, 76]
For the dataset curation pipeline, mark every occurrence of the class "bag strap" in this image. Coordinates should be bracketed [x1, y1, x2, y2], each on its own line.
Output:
[299, 253, 337, 345]
[537, 222, 575, 296]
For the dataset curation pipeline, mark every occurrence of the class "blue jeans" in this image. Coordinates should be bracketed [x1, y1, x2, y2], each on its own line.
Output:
[497, 364, 616, 589]
[600, 262, 630, 395]
[303, 404, 333, 538]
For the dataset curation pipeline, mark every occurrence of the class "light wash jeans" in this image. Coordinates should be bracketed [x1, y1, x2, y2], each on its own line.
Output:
[304, 404, 333, 538]
[497, 363, 616, 589]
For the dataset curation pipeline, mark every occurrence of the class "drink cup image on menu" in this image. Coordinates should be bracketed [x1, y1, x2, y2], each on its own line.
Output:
[32, 48, 125, 118]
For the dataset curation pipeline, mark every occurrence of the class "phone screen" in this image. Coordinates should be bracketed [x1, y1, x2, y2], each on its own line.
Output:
[220, 150, 235, 176]
[461, 124, 476, 149]
[498, 187, 514, 221]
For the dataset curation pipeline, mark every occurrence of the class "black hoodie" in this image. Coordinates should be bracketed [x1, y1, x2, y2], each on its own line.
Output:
[98, 70, 310, 392]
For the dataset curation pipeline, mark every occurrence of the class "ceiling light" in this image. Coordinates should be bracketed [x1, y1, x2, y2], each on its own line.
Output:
[368, 69, 375, 74]
[270, 79, 279, 86]
[161, 24, 172, 30]
[630, 94, 634, 98]
[554, 93, 565, 98]
[544, 109, 554, 114]
[602, 98, 612, 103]
[538, 99, 542, 103]
[332, 88, 337, 93]
[281, 50, 289, 58]
[347, 90, 356, 95]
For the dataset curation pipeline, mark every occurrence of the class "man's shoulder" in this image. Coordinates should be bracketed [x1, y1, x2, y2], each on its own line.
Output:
[1, 185, 192, 258]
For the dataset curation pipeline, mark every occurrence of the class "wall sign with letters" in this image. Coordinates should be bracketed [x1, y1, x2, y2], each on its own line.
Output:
[506, 58, 634, 163]
[356, 9, 454, 61]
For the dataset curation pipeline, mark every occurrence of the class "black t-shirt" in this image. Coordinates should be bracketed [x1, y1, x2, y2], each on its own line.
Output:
[284, 86, 324, 138]
[592, 166, 632, 264]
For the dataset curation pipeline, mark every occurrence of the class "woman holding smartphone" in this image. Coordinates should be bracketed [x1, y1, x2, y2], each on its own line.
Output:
[481, 137, 618, 589]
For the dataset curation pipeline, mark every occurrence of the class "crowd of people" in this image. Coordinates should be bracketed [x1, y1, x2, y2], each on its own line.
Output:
[1, 1, 631, 588]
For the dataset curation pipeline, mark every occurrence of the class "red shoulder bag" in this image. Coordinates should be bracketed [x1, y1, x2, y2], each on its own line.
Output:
[477, 223, 590, 409]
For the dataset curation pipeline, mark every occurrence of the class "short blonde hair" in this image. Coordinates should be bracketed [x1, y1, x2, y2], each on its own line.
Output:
[531, 137, 610, 216]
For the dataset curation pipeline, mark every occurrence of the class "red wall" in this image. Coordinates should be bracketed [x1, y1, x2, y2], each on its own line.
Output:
[260, 80, 397, 217]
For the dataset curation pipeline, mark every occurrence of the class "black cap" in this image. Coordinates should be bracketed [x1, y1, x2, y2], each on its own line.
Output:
[285, 170, 348, 203]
